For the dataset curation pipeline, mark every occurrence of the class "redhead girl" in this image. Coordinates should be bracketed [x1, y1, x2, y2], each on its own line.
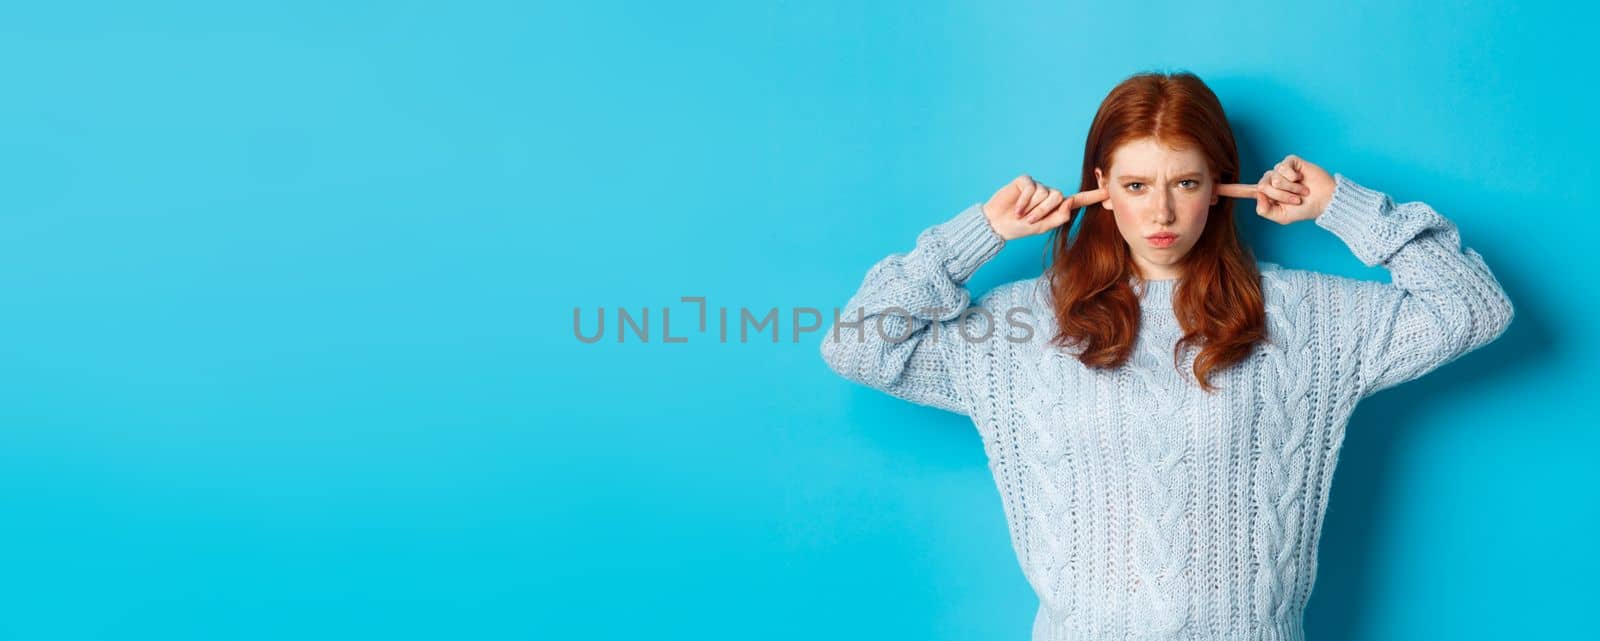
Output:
[819, 71, 1513, 641]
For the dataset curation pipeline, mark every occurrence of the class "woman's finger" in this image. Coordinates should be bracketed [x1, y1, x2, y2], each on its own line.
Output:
[1282, 154, 1305, 178]
[1039, 197, 1076, 229]
[1215, 183, 1258, 199]
[1269, 172, 1310, 197]
[1014, 178, 1035, 218]
[1027, 188, 1065, 224]
[1255, 173, 1271, 213]
[1028, 188, 1062, 223]
[1259, 180, 1303, 205]
[1271, 164, 1309, 195]
[1026, 181, 1052, 213]
[1274, 160, 1302, 184]
[1068, 187, 1108, 209]
[1024, 187, 1062, 222]
[1013, 177, 1037, 218]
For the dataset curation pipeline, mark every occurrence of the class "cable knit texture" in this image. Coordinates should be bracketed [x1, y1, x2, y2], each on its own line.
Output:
[819, 174, 1514, 641]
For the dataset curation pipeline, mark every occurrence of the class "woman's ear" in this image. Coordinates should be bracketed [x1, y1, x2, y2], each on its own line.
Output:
[1094, 168, 1114, 211]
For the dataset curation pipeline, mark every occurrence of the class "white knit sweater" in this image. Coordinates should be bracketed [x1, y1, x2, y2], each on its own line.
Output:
[819, 174, 1514, 640]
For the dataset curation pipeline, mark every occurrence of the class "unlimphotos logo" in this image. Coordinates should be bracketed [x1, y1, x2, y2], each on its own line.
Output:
[573, 296, 1042, 345]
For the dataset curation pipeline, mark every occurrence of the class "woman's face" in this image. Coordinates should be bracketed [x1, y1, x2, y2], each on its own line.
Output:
[1094, 137, 1218, 281]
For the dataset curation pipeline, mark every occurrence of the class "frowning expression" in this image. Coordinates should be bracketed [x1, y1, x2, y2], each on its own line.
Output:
[1094, 137, 1218, 281]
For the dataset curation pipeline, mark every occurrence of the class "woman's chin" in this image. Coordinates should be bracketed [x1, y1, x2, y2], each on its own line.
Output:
[1138, 253, 1185, 266]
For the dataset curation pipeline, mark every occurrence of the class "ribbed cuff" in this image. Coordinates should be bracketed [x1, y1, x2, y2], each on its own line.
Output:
[932, 202, 1007, 284]
[1312, 173, 1399, 267]
[1033, 608, 1307, 641]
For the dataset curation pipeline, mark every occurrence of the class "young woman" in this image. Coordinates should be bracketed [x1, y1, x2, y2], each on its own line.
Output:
[819, 71, 1514, 640]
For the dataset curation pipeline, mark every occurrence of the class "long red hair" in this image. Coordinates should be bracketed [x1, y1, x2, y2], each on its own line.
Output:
[1045, 71, 1266, 393]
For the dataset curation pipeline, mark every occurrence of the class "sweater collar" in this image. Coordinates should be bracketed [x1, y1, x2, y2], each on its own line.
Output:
[1130, 275, 1178, 300]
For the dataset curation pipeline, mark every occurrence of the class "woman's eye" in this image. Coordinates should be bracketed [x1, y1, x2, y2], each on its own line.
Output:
[1125, 183, 1143, 192]
[1180, 179, 1198, 189]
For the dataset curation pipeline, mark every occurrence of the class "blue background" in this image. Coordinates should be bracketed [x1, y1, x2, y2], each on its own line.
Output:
[2, 2, 1593, 639]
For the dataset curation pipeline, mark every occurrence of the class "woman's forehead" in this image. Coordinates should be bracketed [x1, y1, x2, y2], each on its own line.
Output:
[1108, 138, 1208, 176]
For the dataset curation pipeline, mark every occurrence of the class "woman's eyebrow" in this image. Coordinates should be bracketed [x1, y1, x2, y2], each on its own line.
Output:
[1117, 171, 1206, 181]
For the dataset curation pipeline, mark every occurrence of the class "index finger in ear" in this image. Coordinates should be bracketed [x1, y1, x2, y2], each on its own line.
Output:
[1215, 183, 1259, 199]
[1067, 187, 1108, 209]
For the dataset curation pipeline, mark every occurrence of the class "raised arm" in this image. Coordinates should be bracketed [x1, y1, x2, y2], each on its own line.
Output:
[1311, 174, 1515, 398]
[818, 203, 1006, 415]
[819, 176, 1104, 415]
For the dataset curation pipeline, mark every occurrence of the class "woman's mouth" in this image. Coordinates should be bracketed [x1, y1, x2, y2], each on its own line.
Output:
[1146, 233, 1177, 248]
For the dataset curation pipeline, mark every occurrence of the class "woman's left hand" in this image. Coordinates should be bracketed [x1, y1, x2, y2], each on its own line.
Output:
[1216, 154, 1337, 225]
[1252, 155, 1336, 225]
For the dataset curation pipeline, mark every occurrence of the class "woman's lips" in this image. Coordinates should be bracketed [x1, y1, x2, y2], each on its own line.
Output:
[1147, 234, 1177, 248]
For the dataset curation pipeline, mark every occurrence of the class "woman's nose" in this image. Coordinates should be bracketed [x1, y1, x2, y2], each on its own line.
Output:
[1150, 189, 1176, 223]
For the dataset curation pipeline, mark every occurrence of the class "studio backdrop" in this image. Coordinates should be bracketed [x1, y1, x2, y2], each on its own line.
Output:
[0, 2, 1593, 640]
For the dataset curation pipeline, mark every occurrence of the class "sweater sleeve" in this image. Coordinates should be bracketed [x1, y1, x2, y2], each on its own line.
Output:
[1312, 174, 1515, 399]
[818, 202, 1007, 416]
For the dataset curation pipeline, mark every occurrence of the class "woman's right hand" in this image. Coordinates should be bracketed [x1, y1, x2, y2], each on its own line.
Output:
[982, 174, 1109, 241]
